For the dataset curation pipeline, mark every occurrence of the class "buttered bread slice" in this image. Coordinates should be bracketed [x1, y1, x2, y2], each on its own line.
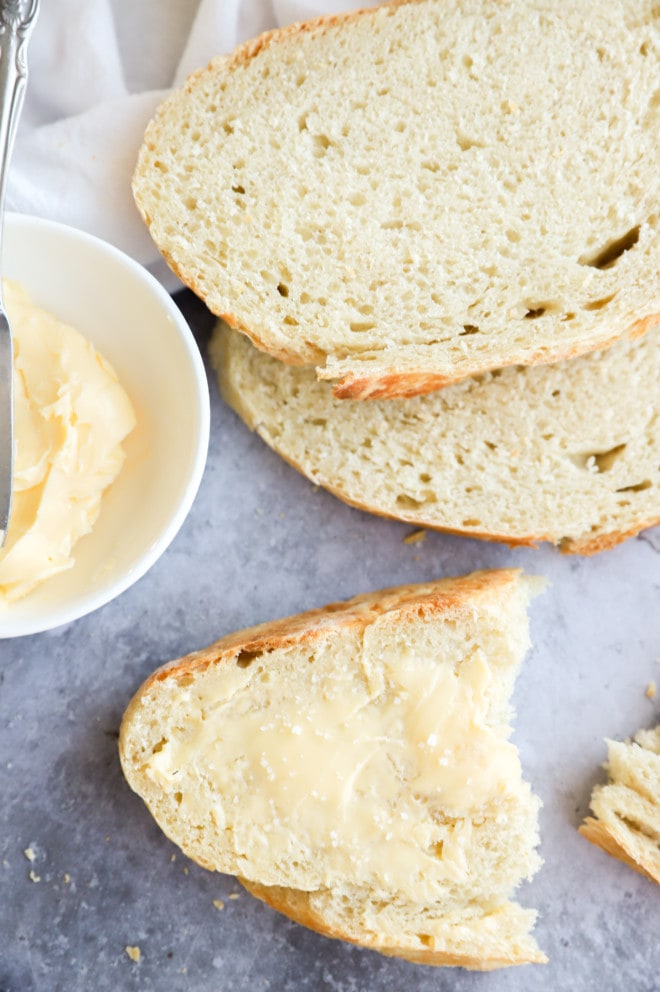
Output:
[211, 321, 660, 554]
[133, 0, 660, 399]
[119, 570, 545, 969]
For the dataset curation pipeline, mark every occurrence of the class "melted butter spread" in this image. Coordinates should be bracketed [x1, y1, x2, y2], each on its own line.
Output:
[146, 636, 523, 895]
[0, 281, 136, 603]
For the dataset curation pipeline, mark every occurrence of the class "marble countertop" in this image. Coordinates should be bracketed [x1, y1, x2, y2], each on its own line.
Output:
[2, 292, 659, 992]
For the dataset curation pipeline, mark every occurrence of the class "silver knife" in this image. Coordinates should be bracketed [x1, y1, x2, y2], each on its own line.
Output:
[0, 0, 39, 546]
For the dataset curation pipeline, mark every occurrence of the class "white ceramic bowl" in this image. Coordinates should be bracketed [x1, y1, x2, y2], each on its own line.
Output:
[0, 213, 210, 637]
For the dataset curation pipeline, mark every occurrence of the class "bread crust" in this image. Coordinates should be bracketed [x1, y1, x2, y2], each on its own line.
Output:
[579, 817, 660, 886]
[240, 878, 547, 970]
[120, 569, 524, 707]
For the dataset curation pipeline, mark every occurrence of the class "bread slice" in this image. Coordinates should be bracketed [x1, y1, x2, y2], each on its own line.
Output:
[132, 0, 660, 400]
[119, 570, 545, 969]
[580, 726, 660, 885]
[211, 321, 660, 554]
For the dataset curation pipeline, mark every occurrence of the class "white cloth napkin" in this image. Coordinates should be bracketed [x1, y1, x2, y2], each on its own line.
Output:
[8, 0, 357, 289]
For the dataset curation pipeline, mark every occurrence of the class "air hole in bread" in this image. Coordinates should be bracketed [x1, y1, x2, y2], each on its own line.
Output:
[456, 131, 485, 151]
[283, 316, 298, 326]
[462, 518, 482, 527]
[584, 293, 617, 311]
[524, 307, 546, 319]
[277, 283, 289, 298]
[231, 184, 245, 195]
[313, 134, 332, 156]
[350, 321, 376, 332]
[616, 479, 652, 493]
[578, 443, 627, 473]
[579, 226, 640, 269]
[184, 196, 197, 210]
[174, 792, 183, 805]
[236, 649, 261, 669]
[396, 494, 423, 509]
[460, 324, 480, 335]
[151, 738, 168, 754]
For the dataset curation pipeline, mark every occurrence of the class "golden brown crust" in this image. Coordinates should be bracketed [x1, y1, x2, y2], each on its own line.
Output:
[126, 570, 524, 703]
[579, 818, 660, 886]
[240, 879, 547, 969]
[326, 312, 660, 400]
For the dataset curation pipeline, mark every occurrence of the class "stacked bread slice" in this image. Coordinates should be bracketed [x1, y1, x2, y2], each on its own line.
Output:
[119, 570, 545, 969]
[133, 0, 660, 552]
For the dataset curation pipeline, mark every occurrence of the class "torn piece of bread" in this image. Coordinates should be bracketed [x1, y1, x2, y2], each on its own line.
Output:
[132, 0, 660, 399]
[119, 570, 545, 969]
[211, 321, 660, 555]
[580, 726, 660, 885]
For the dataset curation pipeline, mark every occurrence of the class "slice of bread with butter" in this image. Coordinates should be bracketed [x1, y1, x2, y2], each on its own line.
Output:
[132, 0, 660, 399]
[119, 570, 545, 969]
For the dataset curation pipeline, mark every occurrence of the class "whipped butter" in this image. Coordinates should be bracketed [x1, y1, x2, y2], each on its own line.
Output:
[0, 281, 136, 603]
[146, 640, 523, 897]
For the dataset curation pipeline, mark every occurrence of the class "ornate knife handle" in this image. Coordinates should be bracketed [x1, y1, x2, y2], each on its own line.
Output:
[0, 0, 39, 212]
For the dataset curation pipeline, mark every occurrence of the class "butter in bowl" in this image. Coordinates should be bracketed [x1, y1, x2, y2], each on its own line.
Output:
[0, 213, 210, 637]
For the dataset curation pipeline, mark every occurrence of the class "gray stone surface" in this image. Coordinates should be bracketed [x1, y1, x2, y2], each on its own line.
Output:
[1, 292, 660, 992]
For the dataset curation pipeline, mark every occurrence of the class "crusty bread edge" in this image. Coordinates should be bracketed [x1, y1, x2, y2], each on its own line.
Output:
[119, 570, 527, 720]
[325, 313, 660, 400]
[240, 879, 547, 969]
[579, 818, 660, 886]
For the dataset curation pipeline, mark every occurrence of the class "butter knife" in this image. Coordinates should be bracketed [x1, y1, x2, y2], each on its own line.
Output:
[0, 0, 39, 546]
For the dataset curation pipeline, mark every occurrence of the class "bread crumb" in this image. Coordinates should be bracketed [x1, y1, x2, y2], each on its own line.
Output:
[63, 873, 71, 884]
[28, 870, 41, 883]
[228, 893, 240, 900]
[125, 946, 141, 963]
[23, 848, 36, 862]
[404, 529, 426, 545]
[170, 854, 176, 862]
[645, 681, 657, 700]
[213, 899, 225, 910]
[183, 866, 189, 875]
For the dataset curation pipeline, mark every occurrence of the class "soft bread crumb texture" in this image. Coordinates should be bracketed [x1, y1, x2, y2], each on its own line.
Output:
[133, 0, 660, 398]
[120, 571, 545, 969]
[211, 321, 660, 554]
[580, 726, 660, 884]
